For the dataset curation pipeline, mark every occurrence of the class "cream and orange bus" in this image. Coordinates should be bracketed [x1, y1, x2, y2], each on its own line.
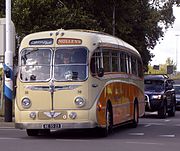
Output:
[15, 29, 145, 137]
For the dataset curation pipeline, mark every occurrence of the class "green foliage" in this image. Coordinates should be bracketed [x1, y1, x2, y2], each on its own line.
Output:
[12, 0, 101, 38]
[0, 68, 3, 77]
[173, 72, 180, 80]
[0, 0, 179, 69]
[0, 0, 5, 17]
[147, 57, 176, 74]
[147, 64, 166, 74]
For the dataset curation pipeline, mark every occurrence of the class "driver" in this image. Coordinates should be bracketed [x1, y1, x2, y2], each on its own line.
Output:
[63, 53, 70, 64]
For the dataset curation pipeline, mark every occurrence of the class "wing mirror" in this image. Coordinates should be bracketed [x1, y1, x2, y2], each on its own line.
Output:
[97, 68, 104, 77]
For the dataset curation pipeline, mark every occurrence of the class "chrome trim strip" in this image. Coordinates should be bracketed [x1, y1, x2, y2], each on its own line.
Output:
[25, 85, 81, 91]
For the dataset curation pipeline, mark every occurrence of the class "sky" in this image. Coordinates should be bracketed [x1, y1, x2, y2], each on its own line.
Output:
[150, 6, 180, 71]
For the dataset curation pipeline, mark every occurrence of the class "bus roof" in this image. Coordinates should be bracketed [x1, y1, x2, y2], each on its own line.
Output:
[19, 29, 140, 57]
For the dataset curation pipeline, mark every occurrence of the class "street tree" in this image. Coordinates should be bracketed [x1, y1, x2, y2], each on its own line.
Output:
[0, 0, 179, 68]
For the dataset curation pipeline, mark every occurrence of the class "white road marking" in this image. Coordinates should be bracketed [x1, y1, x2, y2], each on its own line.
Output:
[143, 123, 165, 126]
[0, 137, 20, 140]
[56, 139, 90, 142]
[125, 141, 164, 146]
[128, 133, 144, 136]
[144, 123, 180, 127]
[144, 124, 151, 127]
[159, 134, 175, 138]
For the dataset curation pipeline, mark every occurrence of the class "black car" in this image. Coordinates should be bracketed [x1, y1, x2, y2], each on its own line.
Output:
[144, 74, 176, 118]
[173, 84, 180, 109]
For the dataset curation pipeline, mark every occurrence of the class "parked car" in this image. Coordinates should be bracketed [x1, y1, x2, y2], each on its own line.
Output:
[144, 74, 176, 118]
[173, 84, 180, 109]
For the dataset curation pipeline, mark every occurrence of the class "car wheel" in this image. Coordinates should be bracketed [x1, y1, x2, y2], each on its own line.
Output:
[158, 102, 167, 119]
[168, 99, 176, 117]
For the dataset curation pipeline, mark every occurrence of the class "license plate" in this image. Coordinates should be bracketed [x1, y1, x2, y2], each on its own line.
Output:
[42, 123, 62, 129]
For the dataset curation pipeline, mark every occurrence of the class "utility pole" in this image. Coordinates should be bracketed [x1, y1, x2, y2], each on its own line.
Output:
[4, 0, 13, 122]
[112, 0, 115, 36]
[176, 34, 180, 72]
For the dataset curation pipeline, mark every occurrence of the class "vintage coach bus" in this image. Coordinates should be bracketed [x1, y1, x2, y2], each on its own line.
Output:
[15, 29, 145, 136]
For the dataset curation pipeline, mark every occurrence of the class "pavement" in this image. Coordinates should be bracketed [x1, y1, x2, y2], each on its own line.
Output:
[0, 116, 15, 128]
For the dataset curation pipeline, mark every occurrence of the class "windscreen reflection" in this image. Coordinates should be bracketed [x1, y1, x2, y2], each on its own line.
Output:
[20, 48, 51, 82]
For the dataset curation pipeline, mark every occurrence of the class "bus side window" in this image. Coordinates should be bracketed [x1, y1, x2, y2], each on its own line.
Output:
[120, 52, 127, 73]
[126, 54, 131, 74]
[112, 52, 119, 72]
[90, 51, 103, 76]
[103, 51, 110, 72]
[131, 56, 137, 76]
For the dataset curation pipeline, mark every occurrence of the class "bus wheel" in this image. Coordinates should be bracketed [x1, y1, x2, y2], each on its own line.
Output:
[26, 129, 39, 136]
[131, 102, 139, 128]
[99, 104, 113, 137]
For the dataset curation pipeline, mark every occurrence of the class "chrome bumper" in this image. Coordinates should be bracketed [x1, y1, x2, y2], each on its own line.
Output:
[15, 121, 97, 130]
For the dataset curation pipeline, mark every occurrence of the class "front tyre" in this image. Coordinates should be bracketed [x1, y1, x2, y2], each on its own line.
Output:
[99, 104, 113, 137]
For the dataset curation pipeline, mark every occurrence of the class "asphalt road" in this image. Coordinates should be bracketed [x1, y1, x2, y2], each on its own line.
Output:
[1, 111, 180, 151]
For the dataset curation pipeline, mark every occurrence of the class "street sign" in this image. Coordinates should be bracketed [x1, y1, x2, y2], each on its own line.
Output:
[167, 65, 174, 74]
[153, 65, 159, 70]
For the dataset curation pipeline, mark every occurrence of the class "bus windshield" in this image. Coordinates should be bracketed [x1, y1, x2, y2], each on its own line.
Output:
[20, 48, 51, 82]
[54, 47, 88, 81]
[20, 47, 88, 82]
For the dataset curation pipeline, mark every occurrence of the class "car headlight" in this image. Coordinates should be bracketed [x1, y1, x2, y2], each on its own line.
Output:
[74, 97, 86, 107]
[21, 98, 31, 109]
[151, 95, 162, 100]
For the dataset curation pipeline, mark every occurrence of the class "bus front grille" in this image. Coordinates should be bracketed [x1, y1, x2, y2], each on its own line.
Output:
[38, 111, 68, 120]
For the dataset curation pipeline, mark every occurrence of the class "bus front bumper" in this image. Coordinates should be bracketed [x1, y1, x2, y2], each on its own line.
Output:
[15, 121, 97, 130]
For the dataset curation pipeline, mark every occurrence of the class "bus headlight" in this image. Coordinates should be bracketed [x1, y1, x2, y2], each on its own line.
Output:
[21, 98, 31, 109]
[74, 97, 86, 107]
